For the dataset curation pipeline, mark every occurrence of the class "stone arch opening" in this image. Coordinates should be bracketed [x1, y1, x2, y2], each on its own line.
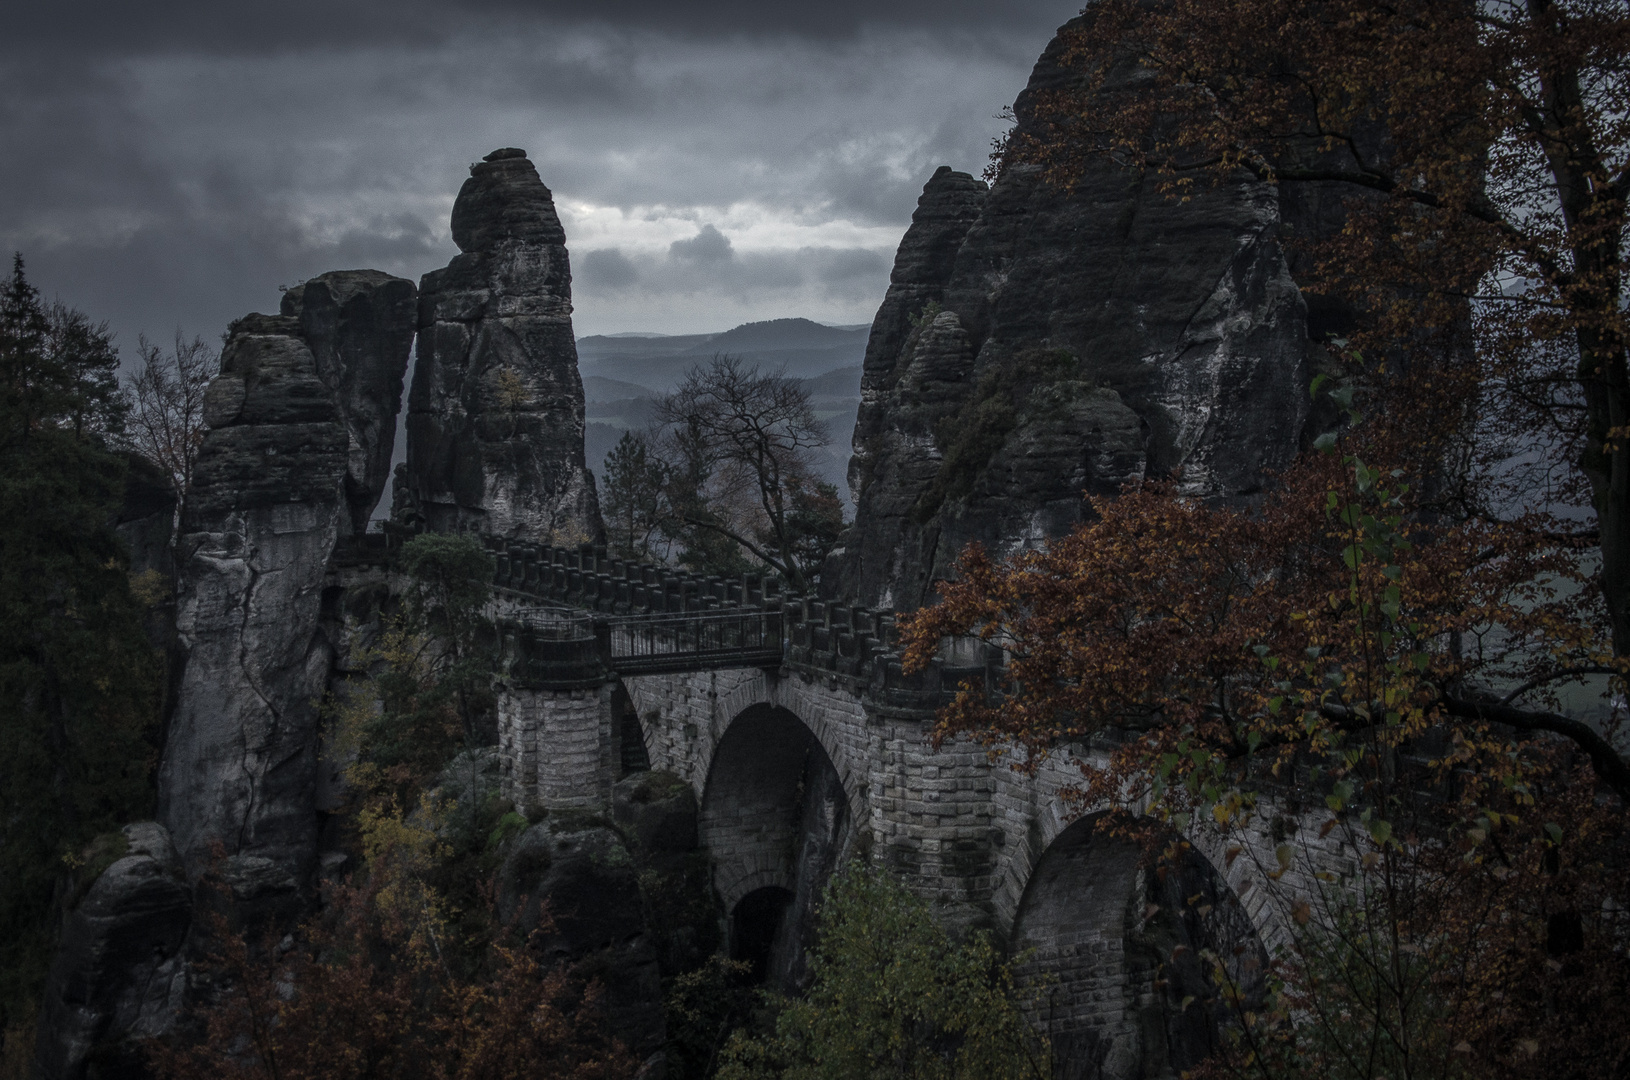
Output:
[700, 704, 852, 993]
[611, 681, 649, 776]
[1011, 815, 1268, 1080]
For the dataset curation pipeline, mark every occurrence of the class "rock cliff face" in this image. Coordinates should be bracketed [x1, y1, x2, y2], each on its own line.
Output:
[281, 270, 418, 537]
[34, 824, 192, 1080]
[158, 274, 415, 885]
[828, 18, 1312, 611]
[404, 148, 603, 543]
[158, 313, 349, 884]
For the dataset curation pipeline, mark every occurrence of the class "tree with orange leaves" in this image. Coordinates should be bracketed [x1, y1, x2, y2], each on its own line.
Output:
[913, 9, 1630, 1070]
[149, 828, 637, 1080]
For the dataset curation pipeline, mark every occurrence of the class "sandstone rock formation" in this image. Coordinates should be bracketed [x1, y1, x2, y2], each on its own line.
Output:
[281, 270, 418, 537]
[158, 312, 349, 885]
[498, 819, 665, 1058]
[158, 273, 415, 885]
[404, 148, 603, 543]
[34, 824, 192, 1080]
[828, 19, 1312, 611]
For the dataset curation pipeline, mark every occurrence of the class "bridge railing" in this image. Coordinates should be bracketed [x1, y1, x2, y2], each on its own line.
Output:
[609, 609, 784, 676]
[381, 526, 1003, 700]
[483, 536, 783, 616]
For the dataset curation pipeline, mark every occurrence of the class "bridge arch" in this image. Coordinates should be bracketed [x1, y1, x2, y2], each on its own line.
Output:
[699, 702, 856, 991]
[1009, 813, 1269, 1080]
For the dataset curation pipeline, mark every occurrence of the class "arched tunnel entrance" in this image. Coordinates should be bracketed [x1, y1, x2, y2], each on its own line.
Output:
[612, 682, 650, 776]
[701, 705, 851, 993]
[1011, 817, 1268, 1080]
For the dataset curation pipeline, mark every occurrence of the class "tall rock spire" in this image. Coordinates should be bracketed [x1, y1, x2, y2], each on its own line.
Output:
[158, 271, 416, 882]
[403, 147, 603, 543]
[826, 18, 1312, 611]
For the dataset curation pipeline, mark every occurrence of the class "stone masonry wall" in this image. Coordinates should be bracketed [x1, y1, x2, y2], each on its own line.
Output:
[616, 666, 1360, 953]
[497, 684, 614, 812]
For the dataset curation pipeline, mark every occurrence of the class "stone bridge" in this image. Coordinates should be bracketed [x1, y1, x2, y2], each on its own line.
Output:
[470, 536, 1358, 1077]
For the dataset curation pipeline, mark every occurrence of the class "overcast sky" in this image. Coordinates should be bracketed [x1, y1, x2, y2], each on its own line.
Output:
[0, 1, 1078, 353]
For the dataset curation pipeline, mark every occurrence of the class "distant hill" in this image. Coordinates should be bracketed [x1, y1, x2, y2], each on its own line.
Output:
[801, 364, 862, 398]
[583, 375, 659, 400]
[696, 318, 868, 354]
[576, 318, 869, 391]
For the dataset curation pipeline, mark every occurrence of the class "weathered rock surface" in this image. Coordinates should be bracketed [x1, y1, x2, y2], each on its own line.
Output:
[828, 17, 1312, 610]
[498, 819, 665, 1057]
[34, 824, 192, 1080]
[404, 147, 603, 543]
[158, 312, 349, 884]
[158, 267, 414, 885]
[612, 770, 698, 855]
[280, 270, 418, 536]
[611, 771, 722, 982]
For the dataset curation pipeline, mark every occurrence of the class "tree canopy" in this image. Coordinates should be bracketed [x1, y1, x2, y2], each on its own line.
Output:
[605, 356, 845, 588]
[717, 864, 1048, 1080]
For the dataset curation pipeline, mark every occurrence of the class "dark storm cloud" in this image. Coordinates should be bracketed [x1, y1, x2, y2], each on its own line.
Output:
[578, 248, 640, 290]
[6, 1, 1075, 55]
[0, 0, 1079, 344]
[670, 225, 734, 263]
[579, 227, 889, 306]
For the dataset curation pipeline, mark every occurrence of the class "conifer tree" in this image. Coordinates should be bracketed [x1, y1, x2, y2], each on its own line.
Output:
[0, 255, 161, 1062]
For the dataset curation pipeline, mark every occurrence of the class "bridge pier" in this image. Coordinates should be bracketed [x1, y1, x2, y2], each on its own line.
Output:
[497, 682, 617, 813]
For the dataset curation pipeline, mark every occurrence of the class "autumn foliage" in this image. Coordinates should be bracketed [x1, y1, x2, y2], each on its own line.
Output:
[151, 533, 636, 1080]
[901, 436, 1630, 1077]
[150, 877, 636, 1080]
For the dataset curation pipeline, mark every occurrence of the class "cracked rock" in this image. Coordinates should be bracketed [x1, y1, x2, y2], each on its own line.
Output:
[157, 313, 350, 883]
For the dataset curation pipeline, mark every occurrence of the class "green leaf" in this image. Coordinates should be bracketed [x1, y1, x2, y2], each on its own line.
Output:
[1368, 818, 1393, 846]
[1313, 431, 1338, 454]
[1545, 823, 1564, 845]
